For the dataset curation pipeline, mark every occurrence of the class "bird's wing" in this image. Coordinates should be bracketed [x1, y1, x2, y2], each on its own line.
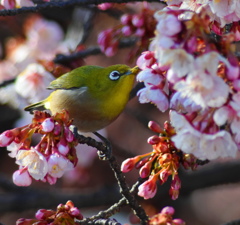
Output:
[47, 71, 78, 90]
[47, 66, 103, 90]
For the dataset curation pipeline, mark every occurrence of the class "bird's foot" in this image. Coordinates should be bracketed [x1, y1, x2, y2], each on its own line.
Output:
[93, 131, 112, 160]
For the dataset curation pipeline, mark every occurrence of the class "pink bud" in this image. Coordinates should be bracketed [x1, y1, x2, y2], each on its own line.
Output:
[0, 130, 15, 147]
[36, 209, 55, 220]
[13, 169, 32, 186]
[139, 164, 150, 178]
[135, 28, 145, 37]
[105, 41, 118, 57]
[98, 3, 113, 10]
[132, 15, 144, 27]
[147, 135, 161, 145]
[148, 121, 163, 133]
[159, 169, 170, 183]
[57, 138, 70, 155]
[35, 209, 46, 220]
[41, 118, 54, 132]
[121, 158, 136, 173]
[97, 29, 112, 47]
[171, 175, 181, 190]
[226, 57, 239, 81]
[54, 123, 61, 135]
[122, 25, 132, 36]
[120, 14, 132, 25]
[64, 127, 74, 142]
[161, 206, 175, 215]
[69, 207, 81, 216]
[46, 174, 57, 185]
[172, 218, 186, 225]
[138, 175, 157, 199]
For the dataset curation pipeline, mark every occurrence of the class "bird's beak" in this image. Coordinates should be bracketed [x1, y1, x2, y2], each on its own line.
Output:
[125, 66, 141, 76]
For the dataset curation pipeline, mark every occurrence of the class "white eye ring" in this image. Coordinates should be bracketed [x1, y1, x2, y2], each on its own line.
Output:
[109, 71, 120, 81]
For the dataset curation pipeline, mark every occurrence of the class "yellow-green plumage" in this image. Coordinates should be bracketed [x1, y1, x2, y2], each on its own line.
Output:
[25, 64, 139, 132]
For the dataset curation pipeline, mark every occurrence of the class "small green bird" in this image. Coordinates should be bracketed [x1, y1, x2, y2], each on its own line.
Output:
[25, 64, 139, 132]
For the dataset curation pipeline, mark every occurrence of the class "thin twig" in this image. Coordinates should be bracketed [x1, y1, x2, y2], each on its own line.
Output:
[0, 78, 15, 88]
[79, 179, 144, 224]
[54, 39, 136, 64]
[0, 0, 160, 16]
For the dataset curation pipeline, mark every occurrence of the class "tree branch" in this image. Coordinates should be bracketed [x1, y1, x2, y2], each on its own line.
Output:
[0, 0, 160, 16]
[74, 132, 148, 224]
[54, 38, 136, 65]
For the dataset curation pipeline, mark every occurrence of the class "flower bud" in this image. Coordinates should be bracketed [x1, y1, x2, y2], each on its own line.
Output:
[64, 127, 74, 142]
[13, 169, 32, 186]
[161, 206, 175, 215]
[57, 138, 70, 155]
[148, 121, 163, 133]
[139, 163, 150, 178]
[121, 158, 136, 173]
[0, 130, 15, 147]
[41, 118, 54, 133]
[120, 14, 132, 25]
[132, 15, 144, 27]
[172, 218, 186, 225]
[138, 175, 157, 199]
[122, 25, 132, 36]
[148, 135, 161, 145]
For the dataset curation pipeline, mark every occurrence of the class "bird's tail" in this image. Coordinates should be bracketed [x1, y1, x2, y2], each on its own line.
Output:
[24, 100, 46, 113]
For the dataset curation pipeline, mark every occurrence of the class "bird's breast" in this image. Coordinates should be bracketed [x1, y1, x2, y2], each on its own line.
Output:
[48, 89, 120, 132]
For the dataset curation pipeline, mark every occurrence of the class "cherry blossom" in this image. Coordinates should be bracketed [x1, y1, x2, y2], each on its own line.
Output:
[16, 148, 48, 180]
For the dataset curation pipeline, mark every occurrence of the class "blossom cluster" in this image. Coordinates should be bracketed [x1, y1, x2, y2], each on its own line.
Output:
[136, 8, 240, 161]
[0, 110, 78, 186]
[16, 200, 83, 225]
[97, 6, 156, 57]
[163, 0, 240, 41]
[121, 121, 198, 200]
[149, 206, 185, 225]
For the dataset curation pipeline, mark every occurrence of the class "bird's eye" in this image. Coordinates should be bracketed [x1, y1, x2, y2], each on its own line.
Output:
[109, 71, 121, 81]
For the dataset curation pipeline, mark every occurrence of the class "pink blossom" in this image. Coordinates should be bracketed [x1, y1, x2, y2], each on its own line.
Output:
[160, 49, 194, 78]
[13, 169, 32, 186]
[15, 63, 54, 103]
[1, 0, 15, 9]
[174, 53, 230, 108]
[213, 106, 233, 127]
[41, 118, 55, 133]
[170, 92, 201, 113]
[16, 148, 48, 180]
[47, 154, 74, 178]
[170, 111, 237, 160]
[26, 17, 64, 55]
[136, 51, 156, 70]
[137, 68, 163, 86]
[7, 141, 21, 158]
[155, 13, 182, 36]
[138, 175, 157, 199]
[138, 86, 169, 112]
